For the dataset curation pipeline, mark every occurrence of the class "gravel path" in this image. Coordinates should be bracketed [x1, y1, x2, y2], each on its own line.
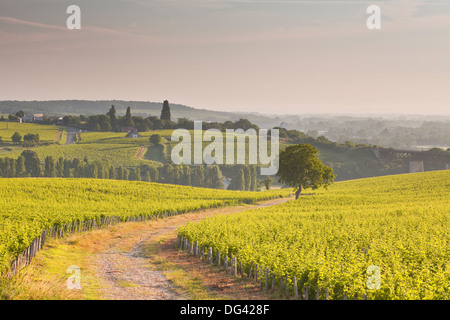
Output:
[93, 197, 290, 300]
[96, 238, 186, 300]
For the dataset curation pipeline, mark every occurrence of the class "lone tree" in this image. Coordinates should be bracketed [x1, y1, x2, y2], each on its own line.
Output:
[261, 176, 274, 191]
[23, 133, 40, 146]
[160, 100, 171, 121]
[276, 144, 335, 200]
[150, 134, 162, 145]
[11, 132, 22, 144]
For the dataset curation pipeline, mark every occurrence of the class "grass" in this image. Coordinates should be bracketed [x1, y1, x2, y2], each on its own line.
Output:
[1, 198, 289, 300]
[0, 122, 61, 143]
[139, 233, 217, 300]
[0, 142, 159, 167]
[0, 235, 102, 300]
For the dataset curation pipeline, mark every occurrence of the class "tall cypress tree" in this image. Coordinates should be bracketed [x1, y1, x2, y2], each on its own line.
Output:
[209, 165, 224, 189]
[197, 166, 205, 187]
[44, 156, 56, 177]
[21, 150, 39, 176]
[122, 168, 129, 180]
[16, 156, 25, 177]
[73, 158, 82, 178]
[160, 100, 171, 121]
[97, 162, 105, 179]
[31, 157, 41, 177]
[91, 163, 98, 179]
[228, 168, 245, 191]
[117, 166, 124, 180]
[250, 165, 258, 191]
[183, 166, 191, 186]
[2, 158, 11, 177]
[243, 166, 251, 191]
[9, 158, 16, 177]
[161, 163, 174, 184]
[124, 106, 135, 127]
[173, 166, 182, 184]
[56, 157, 64, 177]
[109, 166, 116, 180]
[107, 105, 118, 131]
[129, 168, 141, 181]
[63, 159, 71, 177]
[149, 166, 159, 182]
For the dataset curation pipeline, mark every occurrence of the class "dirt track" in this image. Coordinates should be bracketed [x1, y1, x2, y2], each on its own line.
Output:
[91, 198, 289, 300]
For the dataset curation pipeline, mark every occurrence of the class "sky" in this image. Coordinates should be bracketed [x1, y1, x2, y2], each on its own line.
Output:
[0, 0, 449, 115]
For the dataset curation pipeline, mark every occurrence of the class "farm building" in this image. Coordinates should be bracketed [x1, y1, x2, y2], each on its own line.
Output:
[125, 131, 142, 139]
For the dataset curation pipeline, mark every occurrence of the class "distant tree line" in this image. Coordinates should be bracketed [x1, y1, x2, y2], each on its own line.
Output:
[0, 151, 223, 189]
[0, 111, 25, 122]
[0, 151, 272, 191]
[8, 132, 41, 147]
[62, 102, 260, 133]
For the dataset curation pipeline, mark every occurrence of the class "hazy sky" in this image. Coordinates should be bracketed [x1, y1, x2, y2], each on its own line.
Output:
[1, 0, 449, 115]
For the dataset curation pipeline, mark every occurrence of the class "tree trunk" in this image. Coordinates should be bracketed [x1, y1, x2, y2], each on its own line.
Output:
[295, 186, 302, 200]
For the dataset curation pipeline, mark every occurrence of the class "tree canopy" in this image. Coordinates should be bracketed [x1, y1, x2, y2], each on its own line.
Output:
[150, 134, 162, 145]
[276, 144, 335, 199]
[161, 100, 171, 121]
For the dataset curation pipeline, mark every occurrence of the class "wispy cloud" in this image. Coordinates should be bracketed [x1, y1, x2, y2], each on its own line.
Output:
[0, 16, 66, 31]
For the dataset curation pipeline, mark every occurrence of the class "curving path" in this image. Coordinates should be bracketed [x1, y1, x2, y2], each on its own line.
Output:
[91, 197, 290, 300]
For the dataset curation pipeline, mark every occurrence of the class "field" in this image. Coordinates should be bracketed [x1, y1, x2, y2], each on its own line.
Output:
[76, 131, 172, 146]
[0, 123, 412, 184]
[178, 170, 450, 300]
[0, 128, 280, 172]
[0, 122, 61, 143]
[0, 129, 165, 167]
[0, 178, 290, 274]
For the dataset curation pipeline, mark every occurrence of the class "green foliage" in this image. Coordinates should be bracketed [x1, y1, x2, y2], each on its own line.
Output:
[11, 132, 22, 144]
[15, 111, 24, 118]
[150, 134, 162, 146]
[228, 168, 245, 191]
[206, 165, 224, 189]
[277, 144, 335, 198]
[191, 166, 205, 187]
[124, 106, 135, 127]
[0, 178, 289, 274]
[250, 165, 257, 191]
[44, 156, 56, 178]
[261, 176, 274, 190]
[160, 100, 171, 121]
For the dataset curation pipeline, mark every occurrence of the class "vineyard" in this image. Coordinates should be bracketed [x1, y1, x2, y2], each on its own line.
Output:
[178, 170, 450, 300]
[0, 122, 61, 143]
[0, 178, 290, 274]
[32, 143, 151, 168]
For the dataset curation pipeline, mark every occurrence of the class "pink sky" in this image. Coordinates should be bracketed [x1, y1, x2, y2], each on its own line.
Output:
[0, 0, 449, 115]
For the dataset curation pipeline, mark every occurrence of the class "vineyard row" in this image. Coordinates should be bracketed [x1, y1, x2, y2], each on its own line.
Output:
[5, 196, 284, 278]
[176, 235, 367, 300]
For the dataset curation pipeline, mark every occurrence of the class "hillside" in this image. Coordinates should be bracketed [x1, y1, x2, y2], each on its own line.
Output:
[0, 178, 289, 274]
[0, 123, 427, 184]
[0, 100, 293, 129]
[179, 170, 450, 300]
